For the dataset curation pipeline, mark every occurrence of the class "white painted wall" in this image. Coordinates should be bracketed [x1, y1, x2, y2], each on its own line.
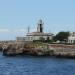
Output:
[68, 36, 75, 44]
[26, 35, 53, 41]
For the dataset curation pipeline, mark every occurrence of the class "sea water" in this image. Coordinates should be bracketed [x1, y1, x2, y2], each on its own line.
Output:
[0, 52, 75, 75]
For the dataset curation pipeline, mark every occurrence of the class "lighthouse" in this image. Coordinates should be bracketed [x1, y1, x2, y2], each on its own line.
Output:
[37, 19, 43, 33]
[26, 19, 53, 41]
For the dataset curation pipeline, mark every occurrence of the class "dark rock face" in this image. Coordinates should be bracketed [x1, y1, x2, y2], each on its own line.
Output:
[0, 44, 3, 51]
[55, 54, 75, 59]
[0, 47, 2, 51]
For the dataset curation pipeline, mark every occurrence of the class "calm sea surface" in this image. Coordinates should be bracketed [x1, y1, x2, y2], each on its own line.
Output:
[0, 52, 75, 75]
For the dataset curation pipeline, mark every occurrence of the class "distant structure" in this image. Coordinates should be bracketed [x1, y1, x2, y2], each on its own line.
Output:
[26, 19, 53, 41]
[16, 37, 26, 42]
[68, 32, 75, 44]
[27, 26, 30, 33]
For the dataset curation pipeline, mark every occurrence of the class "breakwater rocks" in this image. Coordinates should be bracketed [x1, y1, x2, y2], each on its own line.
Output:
[2, 42, 75, 58]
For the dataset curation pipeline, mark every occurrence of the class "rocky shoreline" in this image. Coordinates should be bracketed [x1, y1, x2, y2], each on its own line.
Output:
[0, 42, 75, 59]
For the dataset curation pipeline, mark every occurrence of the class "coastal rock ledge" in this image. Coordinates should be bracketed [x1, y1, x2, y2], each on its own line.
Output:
[2, 42, 75, 58]
[2, 42, 54, 56]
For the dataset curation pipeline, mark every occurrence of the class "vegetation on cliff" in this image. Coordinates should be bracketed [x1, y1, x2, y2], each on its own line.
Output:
[53, 32, 69, 43]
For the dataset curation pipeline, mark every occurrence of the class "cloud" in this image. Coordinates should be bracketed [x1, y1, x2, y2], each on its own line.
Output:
[0, 29, 10, 33]
[14, 29, 27, 33]
[0, 28, 35, 33]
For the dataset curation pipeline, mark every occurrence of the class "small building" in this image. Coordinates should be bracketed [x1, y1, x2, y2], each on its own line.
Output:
[26, 19, 53, 41]
[16, 37, 26, 42]
[68, 32, 75, 44]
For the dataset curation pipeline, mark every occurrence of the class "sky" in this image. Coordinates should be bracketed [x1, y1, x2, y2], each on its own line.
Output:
[0, 0, 75, 40]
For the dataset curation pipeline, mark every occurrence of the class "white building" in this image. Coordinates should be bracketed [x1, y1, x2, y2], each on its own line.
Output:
[26, 19, 53, 41]
[68, 32, 75, 44]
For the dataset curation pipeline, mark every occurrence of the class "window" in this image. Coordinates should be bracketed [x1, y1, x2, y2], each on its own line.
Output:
[28, 37, 30, 40]
[31, 37, 33, 40]
[73, 40, 75, 44]
[71, 40, 72, 43]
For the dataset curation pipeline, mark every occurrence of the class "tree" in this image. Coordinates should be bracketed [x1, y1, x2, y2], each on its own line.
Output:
[54, 32, 70, 43]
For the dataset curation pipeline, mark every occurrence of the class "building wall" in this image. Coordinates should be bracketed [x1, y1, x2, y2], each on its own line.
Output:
[26, 35, 53, 41]
[68, 36, 75, 44]
[68, 32, 75, 44]
[16, 37, 26, 42]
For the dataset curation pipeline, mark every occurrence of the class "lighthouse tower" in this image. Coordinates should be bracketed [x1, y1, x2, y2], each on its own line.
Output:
[37, 19, 43, 33]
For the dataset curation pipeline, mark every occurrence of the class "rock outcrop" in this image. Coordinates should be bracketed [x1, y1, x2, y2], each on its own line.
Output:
[2, 42, 53, 56]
